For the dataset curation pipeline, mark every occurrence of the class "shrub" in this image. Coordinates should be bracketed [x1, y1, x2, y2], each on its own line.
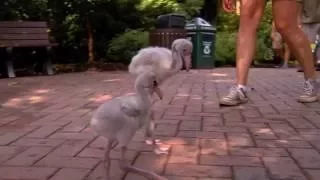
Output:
[214, 31, 237, 66]
[107, 29, 149, 64]
[214, 32, 272, 66]
[255, 36, 272, 62]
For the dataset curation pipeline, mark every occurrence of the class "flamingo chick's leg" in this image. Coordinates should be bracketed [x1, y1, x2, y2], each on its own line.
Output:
[119, 146, 168, 180]
[145, 110, 156, 144]
[104, 139, 116, 180]
[145, 111, 169, 155]
[111, 140, 119, 149]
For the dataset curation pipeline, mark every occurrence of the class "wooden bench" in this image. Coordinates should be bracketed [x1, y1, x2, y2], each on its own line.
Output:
[0, 21, 57, 78]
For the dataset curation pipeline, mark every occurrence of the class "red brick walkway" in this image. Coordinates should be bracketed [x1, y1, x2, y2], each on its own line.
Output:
[0, 68, 319, 180]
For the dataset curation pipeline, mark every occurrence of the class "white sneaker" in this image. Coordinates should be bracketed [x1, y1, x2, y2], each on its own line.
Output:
[297, 79, 319, 103]
[219, 86, 249, 106]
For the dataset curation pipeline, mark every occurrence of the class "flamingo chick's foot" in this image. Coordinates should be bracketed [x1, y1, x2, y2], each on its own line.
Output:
[154, 146, 169, 155]
[157, 176, 169, 180]
[145, 138, 170, 154]
[145, 138, 163, 145]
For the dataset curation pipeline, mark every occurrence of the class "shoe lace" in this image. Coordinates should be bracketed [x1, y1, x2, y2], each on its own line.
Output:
[302, 80, 314, 95]
[226, 86, 240, 99]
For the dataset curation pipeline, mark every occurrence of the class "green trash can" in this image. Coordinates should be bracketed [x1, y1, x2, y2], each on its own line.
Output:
[185, 17, 216, 69]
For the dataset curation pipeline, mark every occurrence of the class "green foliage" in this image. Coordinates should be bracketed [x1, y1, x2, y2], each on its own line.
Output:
[216, 11, 239, 33]
[136, 0, 203, 28]
[214, 31, 236, 66]
[107, 29, 149, 64]
[137, 0, 203, 17]
[255, 2, 273, 63]
[0, 0, 205, 64]
[257, 2, 272, 48]
[179, 0, 204, 18]
[0, 0, 48, 20]
[0, 0, 275, 67]
[255, 36, 271, 61]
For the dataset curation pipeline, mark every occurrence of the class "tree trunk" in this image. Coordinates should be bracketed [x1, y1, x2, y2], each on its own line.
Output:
[86, 15, 95, 67]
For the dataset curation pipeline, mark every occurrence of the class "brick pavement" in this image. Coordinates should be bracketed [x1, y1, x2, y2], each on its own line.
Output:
[0, 68, 319, 180]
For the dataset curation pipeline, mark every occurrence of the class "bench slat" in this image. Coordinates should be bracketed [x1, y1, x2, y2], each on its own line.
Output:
[0, 21, 56, 48]
[0, 39, 52, 47]
[0, 21, 47, 28]
[0, 27, 49, 34]
[0, 34, 49, 40]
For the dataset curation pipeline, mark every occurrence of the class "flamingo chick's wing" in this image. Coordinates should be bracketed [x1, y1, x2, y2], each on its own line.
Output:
[119, 96, 142, 117]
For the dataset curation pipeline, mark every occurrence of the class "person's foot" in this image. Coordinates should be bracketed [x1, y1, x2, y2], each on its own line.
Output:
[297, 79, 319, 103]
[219, 86, 248, 106]
[275, 64, 288, 68]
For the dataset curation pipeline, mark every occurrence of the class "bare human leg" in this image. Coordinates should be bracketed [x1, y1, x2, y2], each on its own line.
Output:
[273, 0, 319, 102]
[236, 0, 266, 85]
[220, 0, 266, 106]
[283, 43, 290, 68]
[297, 24, 320, 71]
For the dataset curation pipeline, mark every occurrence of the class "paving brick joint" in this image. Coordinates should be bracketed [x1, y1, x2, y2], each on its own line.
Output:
[0, 68, 319, 180]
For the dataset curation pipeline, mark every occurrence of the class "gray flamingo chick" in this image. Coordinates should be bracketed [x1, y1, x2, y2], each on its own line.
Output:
[90, 71, 167, 180]
[128, 38, 193, 148]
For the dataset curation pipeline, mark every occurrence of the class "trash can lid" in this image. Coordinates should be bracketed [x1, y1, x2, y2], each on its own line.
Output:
[157, 13, 186, 19]
[155, 13, 186, 29]
[185, 17, 216, 31]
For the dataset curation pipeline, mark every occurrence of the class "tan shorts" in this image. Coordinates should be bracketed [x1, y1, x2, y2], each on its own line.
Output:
[302, 23, 320, 42]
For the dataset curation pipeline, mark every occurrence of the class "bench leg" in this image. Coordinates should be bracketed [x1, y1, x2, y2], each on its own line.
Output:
[6, 48, 16, 78]
[44, 47, 54, 75]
